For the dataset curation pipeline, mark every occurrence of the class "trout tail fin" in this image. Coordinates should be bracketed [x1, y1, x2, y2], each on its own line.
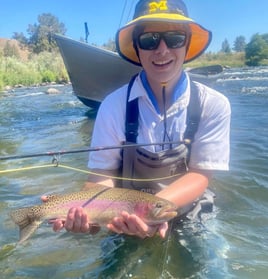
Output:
[10, 207, 42, 244]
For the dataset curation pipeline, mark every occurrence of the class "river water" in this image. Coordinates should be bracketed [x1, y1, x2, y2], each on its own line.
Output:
[0, 67, 268, 279]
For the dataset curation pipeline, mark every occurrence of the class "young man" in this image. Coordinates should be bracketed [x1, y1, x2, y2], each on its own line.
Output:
[52, 0, 231, 238]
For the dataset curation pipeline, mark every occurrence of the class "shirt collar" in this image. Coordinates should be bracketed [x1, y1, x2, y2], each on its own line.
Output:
[140, 70, 188, 113]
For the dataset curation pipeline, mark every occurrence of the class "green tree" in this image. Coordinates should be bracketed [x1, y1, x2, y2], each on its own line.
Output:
[233, 36, 246, 52]
[245, 33, 268, 66]
[221, 39, 231, 53]
[27, 13, 66, 53]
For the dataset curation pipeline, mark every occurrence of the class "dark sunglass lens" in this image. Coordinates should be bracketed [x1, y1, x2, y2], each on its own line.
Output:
[164, 32, 186, 48]
[138, 33, 160, 50]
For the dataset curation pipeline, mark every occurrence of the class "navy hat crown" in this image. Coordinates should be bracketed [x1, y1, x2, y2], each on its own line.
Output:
[133, 0, 189, 19]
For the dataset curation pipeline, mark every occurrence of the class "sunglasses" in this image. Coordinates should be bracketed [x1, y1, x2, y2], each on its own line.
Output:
[137, 31, 187, 50]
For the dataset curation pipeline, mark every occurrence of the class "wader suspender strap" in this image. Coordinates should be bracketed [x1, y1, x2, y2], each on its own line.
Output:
[125, 74, 139, 143]
[184, 80, 201, 143]
[125, 76, 201, 144]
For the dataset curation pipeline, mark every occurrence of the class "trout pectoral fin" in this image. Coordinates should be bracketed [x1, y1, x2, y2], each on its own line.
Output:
[10, 207, 43, 244]
[18, 220, 42, 244]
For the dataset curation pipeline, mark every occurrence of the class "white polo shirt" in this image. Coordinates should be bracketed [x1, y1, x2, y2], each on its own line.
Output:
[88, 73, 231, 171]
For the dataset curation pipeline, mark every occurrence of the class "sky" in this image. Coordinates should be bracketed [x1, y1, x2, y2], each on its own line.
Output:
[0, 0, 268, 52]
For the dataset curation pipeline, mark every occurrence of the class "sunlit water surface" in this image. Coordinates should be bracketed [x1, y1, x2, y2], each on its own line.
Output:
[1, 67, 268, 278]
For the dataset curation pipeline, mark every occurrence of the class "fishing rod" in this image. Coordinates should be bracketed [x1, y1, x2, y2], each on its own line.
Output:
[0, 140, 186, 161]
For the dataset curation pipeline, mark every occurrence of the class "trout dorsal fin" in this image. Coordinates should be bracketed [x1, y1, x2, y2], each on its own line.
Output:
[45, 194, 58, 202]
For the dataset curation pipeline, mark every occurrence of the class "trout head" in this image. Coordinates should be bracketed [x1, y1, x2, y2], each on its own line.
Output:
[134, 199, 177, 225]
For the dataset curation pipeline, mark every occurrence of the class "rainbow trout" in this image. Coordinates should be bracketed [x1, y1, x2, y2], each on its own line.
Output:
[10, 185, 177, 243]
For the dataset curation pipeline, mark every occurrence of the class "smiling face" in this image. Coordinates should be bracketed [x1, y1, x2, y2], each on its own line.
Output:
[135, 22, 189, 88]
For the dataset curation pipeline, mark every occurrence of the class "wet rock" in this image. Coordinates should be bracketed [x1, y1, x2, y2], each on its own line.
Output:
[46, 88, 60, 94]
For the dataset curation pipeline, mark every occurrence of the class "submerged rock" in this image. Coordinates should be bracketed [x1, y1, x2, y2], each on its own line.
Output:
[46, 88, 60, 94]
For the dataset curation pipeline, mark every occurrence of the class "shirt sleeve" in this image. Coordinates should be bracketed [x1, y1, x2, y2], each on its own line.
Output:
[88, 87, 127, 170]
[189, 84, 231, 171]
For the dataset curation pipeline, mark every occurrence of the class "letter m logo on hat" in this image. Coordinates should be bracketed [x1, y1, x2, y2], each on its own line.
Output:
[149, 1, 168, 13]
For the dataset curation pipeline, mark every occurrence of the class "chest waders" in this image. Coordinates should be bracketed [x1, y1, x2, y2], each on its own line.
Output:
[122, 75, 215, 218]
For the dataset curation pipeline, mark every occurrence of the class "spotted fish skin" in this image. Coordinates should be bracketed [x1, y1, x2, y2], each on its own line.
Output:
[10, 185, 177, 243]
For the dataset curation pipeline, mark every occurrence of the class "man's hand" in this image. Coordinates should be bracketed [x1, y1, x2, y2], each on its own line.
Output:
[107, 211, 168, 239]
[41, 196, 100, 234]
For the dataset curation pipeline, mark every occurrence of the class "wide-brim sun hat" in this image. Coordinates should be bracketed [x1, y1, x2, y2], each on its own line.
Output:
[116, 0, 212, 66]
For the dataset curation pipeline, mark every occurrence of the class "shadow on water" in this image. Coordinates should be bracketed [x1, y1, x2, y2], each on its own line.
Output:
[85, 107, 99, 120]
[83, 214, 230, 279]
[98, 235, 198, 279]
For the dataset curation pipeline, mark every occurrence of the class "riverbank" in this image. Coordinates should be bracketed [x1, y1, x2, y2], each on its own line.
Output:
[0, 48, 255, 93]
[187, 51, 246, 68]
[0, 51, 69, 92]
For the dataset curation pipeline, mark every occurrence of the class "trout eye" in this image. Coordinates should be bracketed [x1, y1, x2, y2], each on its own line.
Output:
[156, 202, 163, 209]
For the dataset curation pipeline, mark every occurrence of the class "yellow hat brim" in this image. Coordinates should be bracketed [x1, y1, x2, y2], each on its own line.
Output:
[116, 13, 212, 65]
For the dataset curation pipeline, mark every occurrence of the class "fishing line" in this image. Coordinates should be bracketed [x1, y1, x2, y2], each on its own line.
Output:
[0, 164, 54, 174]
[161, 82, 173, 150]
[0, 161, 182, 182]
[61, 164, 183, 182]
[125, 0, 136, 22]
[81, 186, 110, 208]
[161, 218, 175, 277]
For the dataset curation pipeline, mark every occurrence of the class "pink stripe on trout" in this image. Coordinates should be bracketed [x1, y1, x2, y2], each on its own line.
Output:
[10, 185, 178, 243]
